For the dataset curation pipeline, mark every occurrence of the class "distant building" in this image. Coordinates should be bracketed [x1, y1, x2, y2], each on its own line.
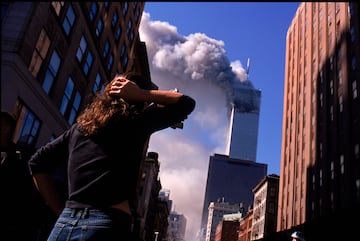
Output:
[225, 87, 261, 161]
[238, 208, 253, 241]
[137, 152, 162, 240]
[200, 75, 267, 241]
[159, 188, 173, 212]
[167, 211, 187, 241]
[205, 200, 242, 241]
[251, 174, 279, 240]
[200, 154, 267, 241]
[214, 218, 240, 241]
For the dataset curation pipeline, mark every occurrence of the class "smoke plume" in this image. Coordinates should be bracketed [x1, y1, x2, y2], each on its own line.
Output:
[139, 12, 258, 241]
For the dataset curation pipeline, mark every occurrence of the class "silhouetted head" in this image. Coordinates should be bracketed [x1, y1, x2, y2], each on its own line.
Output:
[291, 231, 305, 241]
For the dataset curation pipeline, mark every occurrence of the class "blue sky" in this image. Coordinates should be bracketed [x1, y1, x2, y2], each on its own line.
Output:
[140, 2, 300, 240]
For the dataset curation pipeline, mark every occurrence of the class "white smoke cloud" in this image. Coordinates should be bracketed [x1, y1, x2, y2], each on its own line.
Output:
[139, 12, 251, 241]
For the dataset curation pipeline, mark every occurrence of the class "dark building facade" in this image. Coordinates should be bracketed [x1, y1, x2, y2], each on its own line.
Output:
[200, 154, 267, 241]
[1, 2, 147, 149]
[1, 2, 163, 241]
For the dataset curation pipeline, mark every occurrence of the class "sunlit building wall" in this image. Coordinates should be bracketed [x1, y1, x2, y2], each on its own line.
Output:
[278, 1, 360, 233]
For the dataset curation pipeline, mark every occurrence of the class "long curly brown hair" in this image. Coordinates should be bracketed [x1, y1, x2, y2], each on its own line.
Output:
[76, 77, 129, 136]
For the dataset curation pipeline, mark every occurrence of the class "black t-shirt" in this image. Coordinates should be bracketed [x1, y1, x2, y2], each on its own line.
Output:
[28, 95, 195, 209]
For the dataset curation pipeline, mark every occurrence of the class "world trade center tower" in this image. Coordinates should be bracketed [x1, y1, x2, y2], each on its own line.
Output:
[199, 78, 268, 241]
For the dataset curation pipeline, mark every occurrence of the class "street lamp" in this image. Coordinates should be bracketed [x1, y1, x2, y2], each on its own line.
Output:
[154, 231, 159, 241]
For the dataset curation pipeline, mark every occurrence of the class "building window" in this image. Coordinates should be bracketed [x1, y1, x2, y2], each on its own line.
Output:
[29, 28, 51, 77]
[76, 35, 93, 76]
[115, 25, 122, 43]
[122, 2, 128, 16]
[58, 77, 81, 124]
[135, 8, 140, 24]
[51, 1, 64, 16]
[62, 4, 75, 36]
[352, 80, 358, 99]
[76, 35, 87, 62]
[92, 73, 103, 94]
[120, 43, 126, 59]
[83, 51, 93, 76]
[15, 103, 40, 147]
[59, 77, 74, 115]
[89, 2, 98, 22]
[43, 50, 61, 94]
[352, 57, 357, 71]
[319, 169, 323, 186]
[340, 154, 344, 174]
[320, 92, 323, 108]
[103, 40, 110, 58]
[123, 55, 128, 71]
[96, 18, 104, 37]
[350, 26, 356, 43]
[111, 11, 118, 28]
[330, 79, 333, 95]
[107, 53, 113, 71]
[330, 105, 333, 121]
[68, 91, 81, 124]
[129, 30, 134, 41]
[104, 2, 110, 10]
[319, 142, 323, 159]
[132, 2, 138, 10]
[339, 95, 343, 112]
[126, 19, 132, 36]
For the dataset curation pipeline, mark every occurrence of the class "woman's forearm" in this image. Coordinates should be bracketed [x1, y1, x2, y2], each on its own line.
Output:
[142, 89, 183, 105]
[110, 78, 183, 105]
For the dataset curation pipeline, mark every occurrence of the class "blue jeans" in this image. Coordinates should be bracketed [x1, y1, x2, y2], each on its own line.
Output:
[46, 207, 132, 241]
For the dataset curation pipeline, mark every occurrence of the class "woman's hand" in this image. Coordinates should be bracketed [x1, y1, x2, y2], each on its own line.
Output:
[109, 76, 145, 103]
[109, 75, 183, 105]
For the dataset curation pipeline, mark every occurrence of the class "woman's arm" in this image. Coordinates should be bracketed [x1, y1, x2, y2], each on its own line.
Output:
[109, 76, 183, 105]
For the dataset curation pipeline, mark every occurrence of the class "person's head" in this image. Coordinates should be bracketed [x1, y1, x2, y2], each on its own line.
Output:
[77, 79, 129, 136]
[77, 72, 150, 136]
[123, 72, 152, 90]
[291, 231, 305, 241]
[0, 111, 16, 146]
[117, 72, 152, 112]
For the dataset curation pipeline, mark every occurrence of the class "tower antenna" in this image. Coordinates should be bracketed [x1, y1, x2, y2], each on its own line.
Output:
[246, 58, 251, 78]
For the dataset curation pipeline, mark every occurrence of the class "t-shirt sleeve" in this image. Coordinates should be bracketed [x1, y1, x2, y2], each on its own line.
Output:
[139, 95, 196, 133]
[28, 126, 72, 175]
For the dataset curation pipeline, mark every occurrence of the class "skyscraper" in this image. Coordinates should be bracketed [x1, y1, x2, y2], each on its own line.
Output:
[225, 87, 261, 161]
[278, 2, 360, 237]
[200, 80, 267, 241]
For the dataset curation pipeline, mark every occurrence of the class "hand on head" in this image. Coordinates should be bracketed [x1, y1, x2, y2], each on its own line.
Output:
[109, 76, 144, 103]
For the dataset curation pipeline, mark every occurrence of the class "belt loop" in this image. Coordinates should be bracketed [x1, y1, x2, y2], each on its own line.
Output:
[70, 209, 76, 218]
[81, 208, 89, 219]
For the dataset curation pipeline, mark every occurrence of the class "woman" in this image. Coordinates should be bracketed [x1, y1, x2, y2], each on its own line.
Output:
[28, 72, 196, 241]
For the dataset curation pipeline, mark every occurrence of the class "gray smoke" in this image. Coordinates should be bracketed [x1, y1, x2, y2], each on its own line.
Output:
[139, 12, 259, 115]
